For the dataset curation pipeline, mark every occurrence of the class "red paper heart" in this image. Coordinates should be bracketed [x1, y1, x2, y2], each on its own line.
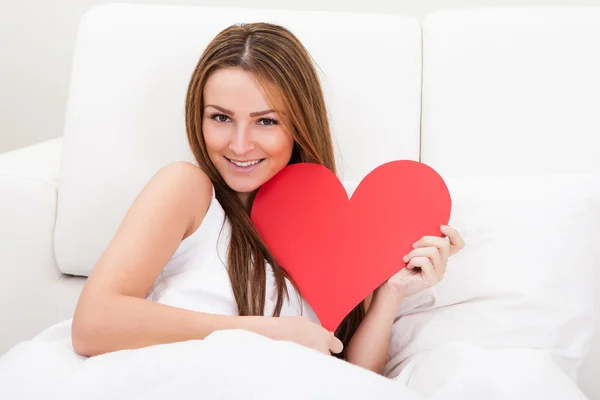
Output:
[251, 160, 451, 332]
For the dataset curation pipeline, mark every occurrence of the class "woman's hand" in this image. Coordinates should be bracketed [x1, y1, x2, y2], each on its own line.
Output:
[378, 224, 465, 304]
[274, 316, 343, 356]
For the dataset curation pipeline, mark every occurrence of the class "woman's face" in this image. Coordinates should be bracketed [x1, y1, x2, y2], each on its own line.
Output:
[202, 67, 294, 204]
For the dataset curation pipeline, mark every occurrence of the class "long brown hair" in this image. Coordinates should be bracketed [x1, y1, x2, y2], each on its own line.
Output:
[185, 22, 364, 358]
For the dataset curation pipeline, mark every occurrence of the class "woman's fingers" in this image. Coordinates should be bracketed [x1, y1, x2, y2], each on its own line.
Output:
[440, 225, 465, 256]
[403, 246, 444, 275]
[413, 225, 465, 258]
[406, 256, 438, 285]
[328, 332, 344, 354]
[412, 235, 450, 261]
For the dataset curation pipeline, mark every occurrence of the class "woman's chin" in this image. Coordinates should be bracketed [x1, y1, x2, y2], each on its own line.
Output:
[226, 180, 262, 197]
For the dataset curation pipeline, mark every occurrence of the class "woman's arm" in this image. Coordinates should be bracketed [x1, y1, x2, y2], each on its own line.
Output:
[73, 291, 290, 357]
[344, 286, 404, 374]
[72, 162, 340, 357]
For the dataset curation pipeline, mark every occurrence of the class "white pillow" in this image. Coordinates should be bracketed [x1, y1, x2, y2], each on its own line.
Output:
[383, 174, 600, 381]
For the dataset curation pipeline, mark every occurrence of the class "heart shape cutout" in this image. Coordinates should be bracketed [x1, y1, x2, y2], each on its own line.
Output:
[251, 160, 451, 331]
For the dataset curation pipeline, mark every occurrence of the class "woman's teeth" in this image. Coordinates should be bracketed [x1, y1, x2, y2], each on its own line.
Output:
[228, 158, 262, 167]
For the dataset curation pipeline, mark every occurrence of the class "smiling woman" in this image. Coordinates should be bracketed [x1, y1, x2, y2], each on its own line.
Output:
[64, 20, 464, 376]
[62, 20, 464, 374]
[69, 21, 360, 362]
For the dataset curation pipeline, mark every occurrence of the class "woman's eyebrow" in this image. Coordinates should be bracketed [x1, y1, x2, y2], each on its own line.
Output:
[204, 104, 234, 115]
[249, 109, 275, 117]
[204, 104, 275, 117]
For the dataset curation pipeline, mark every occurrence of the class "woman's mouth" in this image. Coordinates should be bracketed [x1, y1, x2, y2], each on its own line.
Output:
[225, 157, 265, 172]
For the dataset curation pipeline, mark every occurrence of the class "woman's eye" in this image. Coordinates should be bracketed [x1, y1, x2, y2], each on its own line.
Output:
[211, 113, 231, 123]
[258, 118, 278, 126]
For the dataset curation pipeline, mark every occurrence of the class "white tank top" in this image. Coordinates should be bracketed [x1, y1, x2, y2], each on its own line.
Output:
[146, 189, 320, 323]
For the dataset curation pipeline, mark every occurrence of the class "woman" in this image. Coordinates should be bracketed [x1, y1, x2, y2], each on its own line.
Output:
[71, 22, 464, 375]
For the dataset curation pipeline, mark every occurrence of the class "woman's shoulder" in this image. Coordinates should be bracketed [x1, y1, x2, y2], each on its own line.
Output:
[157, 161, 211, 189]
[153, 161, 214, 239]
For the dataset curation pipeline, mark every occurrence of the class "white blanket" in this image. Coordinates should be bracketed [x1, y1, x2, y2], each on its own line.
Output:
[0, 320, 588, 400]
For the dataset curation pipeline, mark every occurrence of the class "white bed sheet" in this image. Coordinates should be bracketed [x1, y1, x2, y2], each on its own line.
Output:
[0, 319, 588, 399]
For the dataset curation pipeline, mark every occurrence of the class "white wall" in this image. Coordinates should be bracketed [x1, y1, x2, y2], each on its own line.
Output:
[1, 0, 599, 153]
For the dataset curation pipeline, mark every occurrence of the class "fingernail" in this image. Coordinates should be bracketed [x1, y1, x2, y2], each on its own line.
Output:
[402, 254, 408, 262]
[413, 241, 419, 248]
[441, 225, 448, 230]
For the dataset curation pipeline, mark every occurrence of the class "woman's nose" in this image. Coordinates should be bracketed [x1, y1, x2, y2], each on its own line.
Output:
[228, 125, 254, 156]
